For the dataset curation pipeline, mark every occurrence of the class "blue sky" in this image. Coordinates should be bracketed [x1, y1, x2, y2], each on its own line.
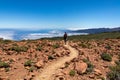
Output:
[0, 0, 120, 30]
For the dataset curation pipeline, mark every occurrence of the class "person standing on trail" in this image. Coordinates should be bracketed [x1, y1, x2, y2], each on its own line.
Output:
[64, 32, 67, 45]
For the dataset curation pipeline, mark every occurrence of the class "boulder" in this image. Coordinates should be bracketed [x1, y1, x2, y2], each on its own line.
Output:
[75, 62, 87, 74]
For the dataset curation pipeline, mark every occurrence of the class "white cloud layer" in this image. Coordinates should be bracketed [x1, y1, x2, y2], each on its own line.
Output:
[0, 31, 14, 40]
[67, 27, 88, 31]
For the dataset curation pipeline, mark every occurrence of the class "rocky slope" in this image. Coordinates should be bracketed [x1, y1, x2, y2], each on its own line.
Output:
[0, 39, 120, 80]
[0, 40, 70, 80]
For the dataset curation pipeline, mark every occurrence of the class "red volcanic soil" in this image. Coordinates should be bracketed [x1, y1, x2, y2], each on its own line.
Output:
[0, 39, 120, 80]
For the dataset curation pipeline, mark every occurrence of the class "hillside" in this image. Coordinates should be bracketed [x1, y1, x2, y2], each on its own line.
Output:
[42, 31, 120, 40]
[70, 27, 120, 34]
[0, 32, 120, 80]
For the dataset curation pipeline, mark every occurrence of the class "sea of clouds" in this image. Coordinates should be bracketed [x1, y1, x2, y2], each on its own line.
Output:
[0, 31, 15, 40]
[0, 29, 88, 40]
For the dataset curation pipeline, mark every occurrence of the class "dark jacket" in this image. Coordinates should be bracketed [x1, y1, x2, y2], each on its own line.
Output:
[64, 33, 67, 39]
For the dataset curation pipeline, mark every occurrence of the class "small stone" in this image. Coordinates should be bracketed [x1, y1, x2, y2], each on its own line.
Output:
[11, 58, 16, 62]
[54, 75, 66, 80]
[94, 69, 102, 75]
[0, 68, 5, 71]
[89, 74, 95, 79]
[35, 60, 44, 68]
[96, 79, 102, 80]
[25, 66, 30, 70]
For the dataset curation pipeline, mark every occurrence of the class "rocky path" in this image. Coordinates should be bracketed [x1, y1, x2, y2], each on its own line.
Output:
[35, 44, 79, 80]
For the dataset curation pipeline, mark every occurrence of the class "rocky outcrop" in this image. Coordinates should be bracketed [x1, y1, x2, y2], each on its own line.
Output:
[74, 62, 88, 74]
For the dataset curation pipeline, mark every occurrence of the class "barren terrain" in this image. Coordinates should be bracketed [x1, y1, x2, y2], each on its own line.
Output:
[0, 38, 120, 80]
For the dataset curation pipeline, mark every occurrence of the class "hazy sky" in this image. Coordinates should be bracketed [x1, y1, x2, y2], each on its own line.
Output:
[0, 0, 120, 29]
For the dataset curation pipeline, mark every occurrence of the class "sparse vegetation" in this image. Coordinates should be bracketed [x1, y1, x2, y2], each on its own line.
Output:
[118, 54, 120, 59]
[24, 60, 33, 67]
[69, 70, 76, 76]
[0, 61, 10, 68]
[117, 36, 120, 39]
[9, 46, 28, 52]
[52, 44, 60, 49]
[101, 53, 112, 61]
[78, 43, 88, 48]
[65, 63, 69, 68]
[107, 65, 120, 80]
[78, 41, 91, 48]
[82, 58, 89, 63]
[115, 60, 120, 66]
[97, 76, 105, 80]
[29, 66, 35, 72]
[9, 59, 14, 63]
[12, 43, 18, 46]
[105, 45, 111, 50]
[86, 62, 94, 73]
[48, 55, 54, 60]
[0, 40, 12, 44]
[45, 32, 120, 40]
[36, 45, 42, 51]
[5, 68, 10, 72]
[83, 58, 94, 73]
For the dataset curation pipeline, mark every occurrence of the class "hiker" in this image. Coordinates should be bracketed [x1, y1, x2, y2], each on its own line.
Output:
[64, 32, 67, 45]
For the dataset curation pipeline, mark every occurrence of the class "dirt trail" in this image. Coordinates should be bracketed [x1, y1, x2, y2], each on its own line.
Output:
[35, 44, 78, 80]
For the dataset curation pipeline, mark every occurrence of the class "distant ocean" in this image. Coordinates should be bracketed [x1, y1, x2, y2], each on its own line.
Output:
[0, 29, 88, 41]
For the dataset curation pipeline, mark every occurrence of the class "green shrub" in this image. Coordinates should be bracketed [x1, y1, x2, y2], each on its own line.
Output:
[0, 40, 12, 44]
[69, 70, 75, 76]
[101, 77, 105, 80]
[24, 60, 32, 67]
[0, 61, 10, 68]
[82, 58, 89, 63]
[52, 44, 60, 49]
[5, 68, 10, 72]
[9, 59, 14, 63]
[86, 62, 94, 73]
[36, 45, 42, 51]
[9, 46, 28, 52]
[78, 43, 88, 48]
[98, 77, 105, 80]
[115, 60, 120, 66]
[12, 43, 18, 46]
[118, 54, 120, 59]
[87, 62, 94, 68]
[29, 66, 35, 72]
[48, 55, 54, 60]
[105, 45, 111, 50]
[83, 58, 94, 73]
[107, 65, 120, 80]
[101, 53, 112, 61]
[86, 68, 94, 73]
[65, 63, 69, 68]
[117, 36, 120, 39]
